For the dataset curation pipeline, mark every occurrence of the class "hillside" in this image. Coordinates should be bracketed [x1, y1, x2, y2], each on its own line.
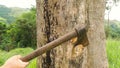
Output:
[0, 5, 29, 23]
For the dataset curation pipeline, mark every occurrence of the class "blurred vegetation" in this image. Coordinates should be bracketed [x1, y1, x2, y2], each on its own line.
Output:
[105, 20, 120, 39]
[0, 5, 14, 23]
[0, 17, 7, 44]
[0, 5, 29, 24]
[8, 7, 36, 49]
[0, 5, 36, 51]
[106, 39, 120, 68]
[0, 48, 36, 68]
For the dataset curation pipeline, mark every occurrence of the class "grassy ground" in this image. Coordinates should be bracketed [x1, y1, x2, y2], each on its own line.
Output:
[106, 39, 120, 68]
[0, 39, 120, 68]
[0, 48, 36, 68]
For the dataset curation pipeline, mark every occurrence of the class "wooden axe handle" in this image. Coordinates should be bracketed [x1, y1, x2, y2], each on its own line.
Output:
[20, 26, 86, 62]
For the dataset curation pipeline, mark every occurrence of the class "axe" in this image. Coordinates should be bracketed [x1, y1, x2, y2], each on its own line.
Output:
[20, 26, 89, 62]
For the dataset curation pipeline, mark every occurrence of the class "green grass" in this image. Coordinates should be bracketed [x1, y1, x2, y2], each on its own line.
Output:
[0, 47, 36, 68]
[27, 59, 37, 68]
[0, 50, 7, 65]
[106, 39, 120, 68]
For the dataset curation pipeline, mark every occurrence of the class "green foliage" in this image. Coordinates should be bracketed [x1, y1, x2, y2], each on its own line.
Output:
[105, 20, 120, 39]
[0, 20, 17, 51]
[106, 39, 120, 68]
[0, 17, 7, 31]
[0, 6, 37, 67]
[0, 17, 7, 46]
[0, 48, 33, 65]
[0, 7, 36, 51]
[0, 17, 7, 23]
[0, 48, 36, 68]
[0, 50, 7, 65]
[11, 7, 36, 48]
[27, 59, 37, 68]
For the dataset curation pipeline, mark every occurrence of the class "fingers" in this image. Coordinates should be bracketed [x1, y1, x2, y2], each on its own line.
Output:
[3, 55, 29, 68]
[9, 55, 22, 60]
[19, 59, 29, 64]
[16, 55, 22, 58]
[13, 55, 29, 68]
[19, 59, 29, 67]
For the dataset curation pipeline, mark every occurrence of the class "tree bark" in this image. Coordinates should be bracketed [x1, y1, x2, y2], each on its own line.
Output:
[36, 0, 108, 68]
[86, 0, 108, 68]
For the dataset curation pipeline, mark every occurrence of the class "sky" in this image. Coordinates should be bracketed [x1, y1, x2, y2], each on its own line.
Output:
[0, 0, 120, 21]
[0, 0, 36, 8]
[105, 1, 120, 21]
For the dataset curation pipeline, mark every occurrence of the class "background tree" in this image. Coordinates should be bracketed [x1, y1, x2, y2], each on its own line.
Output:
[0, 7, 36, 51]
[8, 8, 36, 49]
[0, 17, 7, 44]
[36, 0, 108, 68]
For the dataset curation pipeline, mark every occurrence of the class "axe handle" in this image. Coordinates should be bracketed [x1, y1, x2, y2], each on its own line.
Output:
[20, 27, 86, 62]
[20, 30, 77, 62]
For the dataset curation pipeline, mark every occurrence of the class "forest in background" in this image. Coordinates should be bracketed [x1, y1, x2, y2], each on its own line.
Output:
[0, 5, 36, 51]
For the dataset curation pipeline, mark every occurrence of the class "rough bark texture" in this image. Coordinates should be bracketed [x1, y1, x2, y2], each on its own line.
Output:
[86, 0, 108, 68]
[36, 0, 108, 68]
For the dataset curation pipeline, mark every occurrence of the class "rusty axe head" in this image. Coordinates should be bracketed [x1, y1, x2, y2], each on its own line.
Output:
[73, 26, 89, 47]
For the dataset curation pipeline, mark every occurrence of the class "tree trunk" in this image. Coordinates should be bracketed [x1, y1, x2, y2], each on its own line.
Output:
[86, 0, 108, 68]
[36, 0, 108, 68]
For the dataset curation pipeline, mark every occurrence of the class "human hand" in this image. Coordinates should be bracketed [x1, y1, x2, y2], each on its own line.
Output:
[1, 55, 29, 68]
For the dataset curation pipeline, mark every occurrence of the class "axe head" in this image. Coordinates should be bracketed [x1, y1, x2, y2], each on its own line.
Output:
[73, 26, 89, 47]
